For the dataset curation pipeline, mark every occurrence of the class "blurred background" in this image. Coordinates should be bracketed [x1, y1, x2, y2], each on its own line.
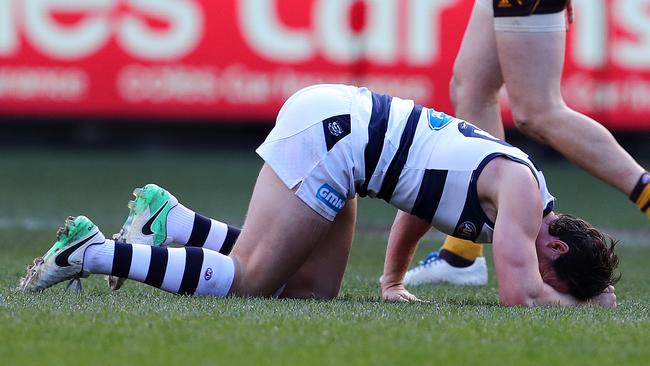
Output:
[1, 0, 649, 228]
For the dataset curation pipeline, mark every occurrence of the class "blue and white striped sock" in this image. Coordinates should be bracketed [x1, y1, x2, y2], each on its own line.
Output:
[84, 241, 234, 296]
[167, 204, 240, 254]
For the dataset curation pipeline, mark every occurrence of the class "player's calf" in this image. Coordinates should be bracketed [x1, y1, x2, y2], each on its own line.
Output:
[108, 183, 241, 290]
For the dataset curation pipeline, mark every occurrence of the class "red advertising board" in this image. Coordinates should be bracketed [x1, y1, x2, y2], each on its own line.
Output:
[0, 0, 649, 130]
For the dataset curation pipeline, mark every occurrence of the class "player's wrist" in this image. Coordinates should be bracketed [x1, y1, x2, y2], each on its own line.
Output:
[379, 273, 404, 291]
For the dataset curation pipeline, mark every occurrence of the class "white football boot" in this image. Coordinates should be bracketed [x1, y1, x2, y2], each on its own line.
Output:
[402, 251, 488, 286]
[18, 216, 105, 292]
[107, 184, 178, 290]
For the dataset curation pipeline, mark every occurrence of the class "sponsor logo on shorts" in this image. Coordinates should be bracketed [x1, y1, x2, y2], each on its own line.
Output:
[316, 184, 345, 213]
[204, 267, 213, 281]
[328, 121, 344, 136]
[456, 221, 477, 239]
[427, 109, 453, 130]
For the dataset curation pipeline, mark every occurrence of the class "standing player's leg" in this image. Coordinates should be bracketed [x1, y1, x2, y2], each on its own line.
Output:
[402, 0, 501, 287]
[450, 0, 505, 139]
[494, 22, 650, 218]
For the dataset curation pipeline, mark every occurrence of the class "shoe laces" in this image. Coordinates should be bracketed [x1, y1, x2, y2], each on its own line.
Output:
[412, 251, 442, 270]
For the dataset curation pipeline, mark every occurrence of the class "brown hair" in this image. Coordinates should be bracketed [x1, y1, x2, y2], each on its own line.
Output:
[549, 214, 620, 300]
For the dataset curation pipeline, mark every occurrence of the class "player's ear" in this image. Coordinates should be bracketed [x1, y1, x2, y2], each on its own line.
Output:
[546, 239, 569, 258]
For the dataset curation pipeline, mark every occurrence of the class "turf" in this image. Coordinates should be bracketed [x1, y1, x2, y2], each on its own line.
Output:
[1, 150, 649, 366]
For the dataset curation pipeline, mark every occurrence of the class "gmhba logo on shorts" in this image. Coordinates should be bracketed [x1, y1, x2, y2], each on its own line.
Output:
[316, 184, 345, 213]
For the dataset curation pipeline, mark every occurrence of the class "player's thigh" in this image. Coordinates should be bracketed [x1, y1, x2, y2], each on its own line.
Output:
[452, 0, 503, 97]
[496, 30, 566, 115]
[229, 164, 332, 297]
[280, 198, 357, 299]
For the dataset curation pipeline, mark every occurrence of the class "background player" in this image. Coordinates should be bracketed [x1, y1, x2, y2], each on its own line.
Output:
[405, 0, 650, 287]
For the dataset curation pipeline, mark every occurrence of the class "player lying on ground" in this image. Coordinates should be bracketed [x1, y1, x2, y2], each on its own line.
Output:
[19, 84, 619, 307]
[405, 0, 650, 288]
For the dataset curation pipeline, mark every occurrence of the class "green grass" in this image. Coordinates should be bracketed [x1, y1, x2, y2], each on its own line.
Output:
[1, 150, 649, 365]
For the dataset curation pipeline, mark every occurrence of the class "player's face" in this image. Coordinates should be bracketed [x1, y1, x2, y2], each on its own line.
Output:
[534, 212, 571, 293]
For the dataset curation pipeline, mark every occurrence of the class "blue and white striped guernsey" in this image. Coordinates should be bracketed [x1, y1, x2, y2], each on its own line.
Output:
[348, 86, 555, 243]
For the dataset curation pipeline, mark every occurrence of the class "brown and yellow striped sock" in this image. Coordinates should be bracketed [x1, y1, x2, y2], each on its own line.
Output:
[630, 172, 650, 220]
[438, 236, 483, 268]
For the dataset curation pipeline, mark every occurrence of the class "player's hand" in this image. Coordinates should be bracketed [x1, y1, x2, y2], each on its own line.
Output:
[567, 0, 574, 24]
[382, 284, 426, 302]
[589, 285, 617, 308]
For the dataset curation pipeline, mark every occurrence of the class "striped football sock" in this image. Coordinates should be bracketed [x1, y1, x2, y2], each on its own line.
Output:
[167, 203, 240, 254]
[438, 236, 483, 268]
[630, 172, 650, 220]
[84, 240, 234, 296]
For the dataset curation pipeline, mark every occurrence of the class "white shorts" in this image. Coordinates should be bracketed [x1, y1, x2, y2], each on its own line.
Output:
[476, 0, 567, 32]
[256, 84, 359, 221]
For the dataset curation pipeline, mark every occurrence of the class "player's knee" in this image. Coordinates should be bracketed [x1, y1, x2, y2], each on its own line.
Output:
[450, 74, 481, 109]
[282, 286, 339, 300]
[509, 93, 564, 134]
[450, 74, 500, 113]
[229, 259, 278, 297]
[511, 111, 551, 143]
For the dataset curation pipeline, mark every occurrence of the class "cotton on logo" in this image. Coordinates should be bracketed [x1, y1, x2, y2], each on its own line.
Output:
[0, 0, 203, 61]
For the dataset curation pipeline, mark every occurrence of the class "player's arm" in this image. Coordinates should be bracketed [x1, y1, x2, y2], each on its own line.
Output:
[380, 210, 431, 302]
[492, 165, 582, 307]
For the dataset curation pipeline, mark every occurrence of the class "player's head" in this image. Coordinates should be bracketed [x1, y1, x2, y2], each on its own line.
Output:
[536, 213, 619, 300]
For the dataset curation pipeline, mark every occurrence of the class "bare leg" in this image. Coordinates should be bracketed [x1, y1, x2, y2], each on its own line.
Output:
[450, 1, 505, 139]
[229, 164, 354, 297]
[280, 198, 357, 299]
[496, 31, 646, 195]
[429, 1, 502, 268]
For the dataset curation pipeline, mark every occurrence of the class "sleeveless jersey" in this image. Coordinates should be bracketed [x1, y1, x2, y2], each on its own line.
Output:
[348, 87, 555, 243]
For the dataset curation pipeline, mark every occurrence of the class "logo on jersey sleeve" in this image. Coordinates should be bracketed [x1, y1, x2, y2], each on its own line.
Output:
[457, 121, 513, 147]
[316, 184, 345, 213]
[427, 109, 453, 130]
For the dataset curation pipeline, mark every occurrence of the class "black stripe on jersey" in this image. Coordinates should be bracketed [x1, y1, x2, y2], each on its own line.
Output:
[453, 152, 553, 242]
[544, 201, 555, 217]
[322, 114, 351, 151]
[178, 247, 204, 295]
[411, 169, 448, 222]
[453, 153, 508, 241]
[144, 246, 168, 288]
[357, 92, 392, 197]
[187, 213, 211, 247]
[377, 104, 423, 202]
[111, 242, 133, 278]
[453, 192, 485, 242]
[219, 225, 240, 255]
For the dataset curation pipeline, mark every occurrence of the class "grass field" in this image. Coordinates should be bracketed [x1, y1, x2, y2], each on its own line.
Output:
[1, 149, 649, 366]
